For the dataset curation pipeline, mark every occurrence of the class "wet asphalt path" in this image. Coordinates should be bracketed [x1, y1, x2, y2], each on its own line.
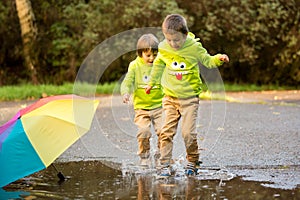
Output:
[60, 94, 299, 189]
[0, 93, 299, 189]
[59, 94, 299, 166]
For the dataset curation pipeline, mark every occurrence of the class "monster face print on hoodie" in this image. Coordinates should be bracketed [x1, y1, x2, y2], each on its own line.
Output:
[121, 56, 163, 110]
[168, 55, 193, 81]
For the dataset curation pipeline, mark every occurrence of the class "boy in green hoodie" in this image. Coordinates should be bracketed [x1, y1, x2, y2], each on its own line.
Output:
[121, 34, 164, 167]
[145, 14, 229, 176]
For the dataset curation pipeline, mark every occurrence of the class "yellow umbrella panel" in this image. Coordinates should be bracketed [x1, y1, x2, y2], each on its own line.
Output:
[22, 98, 99, 167]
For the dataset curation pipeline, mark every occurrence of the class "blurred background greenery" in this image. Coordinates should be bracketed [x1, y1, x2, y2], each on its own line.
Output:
[0, 0, 299, 87]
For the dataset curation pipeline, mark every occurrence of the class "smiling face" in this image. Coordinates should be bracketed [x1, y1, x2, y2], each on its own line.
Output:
[141, 50, 157, 66]
[163, 32, 187, 51]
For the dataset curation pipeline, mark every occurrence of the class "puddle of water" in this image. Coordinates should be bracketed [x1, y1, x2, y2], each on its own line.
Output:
[1, 161, 299, 199]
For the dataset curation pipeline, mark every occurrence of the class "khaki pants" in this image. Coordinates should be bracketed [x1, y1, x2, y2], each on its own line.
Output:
[160, 96, 199, 165]
[134, 107, 163, 159]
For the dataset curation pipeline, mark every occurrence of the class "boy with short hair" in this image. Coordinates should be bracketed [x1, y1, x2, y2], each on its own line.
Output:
[121, 34, 164, 166]
[145, 14, 229, 176]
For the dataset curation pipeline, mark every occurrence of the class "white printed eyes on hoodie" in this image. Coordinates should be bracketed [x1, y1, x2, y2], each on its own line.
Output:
[171, 61, 186, 70]
[143, 75, 150, 83]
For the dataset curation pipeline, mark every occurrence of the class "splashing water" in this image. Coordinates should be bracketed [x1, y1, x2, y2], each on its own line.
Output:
[121, 153, 235, 183]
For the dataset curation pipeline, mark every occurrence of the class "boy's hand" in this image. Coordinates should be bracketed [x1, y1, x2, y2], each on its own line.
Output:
[122, 93, 130, 103]
[145, 85, 152, 94]
[219, 54, 229, 63]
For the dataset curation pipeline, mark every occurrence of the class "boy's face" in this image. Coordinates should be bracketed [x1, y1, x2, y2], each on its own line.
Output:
[163, 32, 187, 50]
[142, 50, 157, 66]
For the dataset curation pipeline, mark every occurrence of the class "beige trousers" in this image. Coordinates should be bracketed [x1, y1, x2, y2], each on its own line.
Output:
[160, 96, 199, 165]
[134, 107, 163, 159]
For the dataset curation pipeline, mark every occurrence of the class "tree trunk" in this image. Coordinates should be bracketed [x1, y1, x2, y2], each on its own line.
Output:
[15, 0, 38, 84]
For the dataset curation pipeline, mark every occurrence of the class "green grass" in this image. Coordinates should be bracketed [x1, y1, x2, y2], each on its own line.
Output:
[202, 83, 296, 92]
[0, 82, 119, 101]
[0, 82, 296, 101]
[222, 83, 296, 92]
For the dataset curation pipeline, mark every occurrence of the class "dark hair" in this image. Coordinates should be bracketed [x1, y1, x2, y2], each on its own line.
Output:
[136, 34, 159, 57]
[162, 14, 189, 34]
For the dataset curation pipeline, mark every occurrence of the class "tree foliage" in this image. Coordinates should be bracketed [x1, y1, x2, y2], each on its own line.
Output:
[0, 0, 299, 86]
[177, 0, 300, 85]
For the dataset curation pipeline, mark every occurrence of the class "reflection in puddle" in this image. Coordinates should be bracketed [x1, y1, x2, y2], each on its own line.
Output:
[1, 161, 299, 199]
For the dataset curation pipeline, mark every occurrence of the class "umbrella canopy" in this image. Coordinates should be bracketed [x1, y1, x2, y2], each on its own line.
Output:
[0, 94, 99, 187]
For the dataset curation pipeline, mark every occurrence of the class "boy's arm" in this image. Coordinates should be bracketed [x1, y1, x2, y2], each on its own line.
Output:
[145, 53, 165, 94]
[197, 43, 229, 68]
[120, 63, 135, 103]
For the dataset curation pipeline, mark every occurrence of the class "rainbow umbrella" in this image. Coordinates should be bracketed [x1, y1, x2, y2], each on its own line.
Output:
[0, 94, 99, 187]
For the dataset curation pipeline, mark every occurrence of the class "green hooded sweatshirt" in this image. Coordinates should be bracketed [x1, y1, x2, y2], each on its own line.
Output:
[149, 32, 224, 98]
[121, 56, 163, 110]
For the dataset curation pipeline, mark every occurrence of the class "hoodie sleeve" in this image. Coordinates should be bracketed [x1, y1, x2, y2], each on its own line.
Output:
[120, 61, 136, 95]
[148, 52, 165, 86]
[196, 41, 224, 68]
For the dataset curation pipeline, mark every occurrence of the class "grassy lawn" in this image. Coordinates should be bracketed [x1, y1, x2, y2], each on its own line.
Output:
[0, 82, 119, 101]
[0, 82, 296, 101]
